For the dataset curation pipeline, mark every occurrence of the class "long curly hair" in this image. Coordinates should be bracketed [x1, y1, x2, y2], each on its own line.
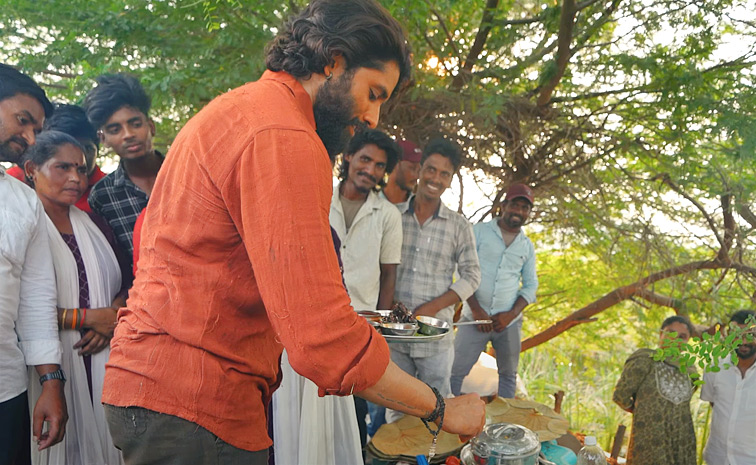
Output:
[266, 0, 412, 92]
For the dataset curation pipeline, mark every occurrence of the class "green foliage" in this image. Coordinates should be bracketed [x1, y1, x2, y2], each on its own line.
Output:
[2, 0, 755, 448]
[654, 316, 756, 386]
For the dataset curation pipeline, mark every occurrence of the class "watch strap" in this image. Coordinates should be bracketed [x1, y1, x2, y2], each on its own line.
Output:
[39, 369, 66, 385]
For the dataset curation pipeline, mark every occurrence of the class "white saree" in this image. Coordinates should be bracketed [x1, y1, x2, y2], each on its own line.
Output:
[28, 207, 123, 465]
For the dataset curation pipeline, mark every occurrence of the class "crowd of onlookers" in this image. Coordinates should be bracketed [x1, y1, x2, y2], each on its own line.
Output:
[2, 0, 755, 463]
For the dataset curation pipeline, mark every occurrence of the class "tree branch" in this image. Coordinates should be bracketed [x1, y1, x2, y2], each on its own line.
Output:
[738, 204, 756, 229]
[721, 194, 735, 261]
[450, 0, 499, 91]
[657, 173, 725, 253]
[522, 259, 726, 351]
[536, 0, 577, 106]
[425, 3, 461, 59]
[633, 288, 683, 311]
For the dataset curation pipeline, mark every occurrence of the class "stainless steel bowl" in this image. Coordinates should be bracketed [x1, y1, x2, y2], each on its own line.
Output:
[380, 322, 418, 336]
[357, 311, 383, 328]
[416, 316, 451, 336]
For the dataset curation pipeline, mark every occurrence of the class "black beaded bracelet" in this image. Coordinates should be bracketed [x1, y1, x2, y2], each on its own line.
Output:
[421, 384, 445, 434]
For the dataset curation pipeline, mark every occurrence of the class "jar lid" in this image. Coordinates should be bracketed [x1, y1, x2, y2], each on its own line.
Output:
[470, 423, 541, 459]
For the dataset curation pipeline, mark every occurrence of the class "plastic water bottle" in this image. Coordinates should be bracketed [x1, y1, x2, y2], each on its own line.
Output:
[576, 436, 607, 465]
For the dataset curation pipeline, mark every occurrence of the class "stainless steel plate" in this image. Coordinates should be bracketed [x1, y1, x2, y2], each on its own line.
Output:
[383, 332, 449, 343]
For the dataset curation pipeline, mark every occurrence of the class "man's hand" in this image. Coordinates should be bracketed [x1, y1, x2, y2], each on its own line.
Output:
[492, 311, 516, 332]
[470, 306, 493, 333]
[441, 394, 486, 441]
[413, 303, 437, 318]
[74, 329, 110, 356]
[84, 307, 118, 337]
[32, 380, 67, 450]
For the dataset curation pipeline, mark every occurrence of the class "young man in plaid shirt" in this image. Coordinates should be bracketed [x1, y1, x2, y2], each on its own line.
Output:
[390, 138, 481, 411]
[83, 74, 163, 273]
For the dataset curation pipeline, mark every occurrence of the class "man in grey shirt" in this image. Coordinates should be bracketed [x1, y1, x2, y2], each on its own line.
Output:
[391, 137, 481, 400]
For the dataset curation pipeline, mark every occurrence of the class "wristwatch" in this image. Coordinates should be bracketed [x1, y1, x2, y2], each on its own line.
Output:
[39, 369, 66, 385]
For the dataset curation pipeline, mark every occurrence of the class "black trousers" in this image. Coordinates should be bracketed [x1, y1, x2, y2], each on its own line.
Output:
[0, 391, 31, 465]
[104, 404, 269, 465]
[353, 396, 368, 462]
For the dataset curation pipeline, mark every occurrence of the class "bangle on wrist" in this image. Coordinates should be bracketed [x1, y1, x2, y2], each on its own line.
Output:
[61, 308, 68, 329]
[421, 384, 445, 429]
[80, 308, 87, 329]
[420, 383, 445, 461]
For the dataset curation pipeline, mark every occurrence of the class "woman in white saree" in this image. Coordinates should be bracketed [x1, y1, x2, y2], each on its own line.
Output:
[24, 131, 128, 465]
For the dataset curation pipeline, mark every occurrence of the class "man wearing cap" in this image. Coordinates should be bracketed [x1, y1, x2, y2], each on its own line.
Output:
[450, 183, 538, 398]
[380, 139, 422, 205]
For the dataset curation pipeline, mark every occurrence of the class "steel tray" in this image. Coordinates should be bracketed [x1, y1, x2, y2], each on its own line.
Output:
[382, 332, 449, 343]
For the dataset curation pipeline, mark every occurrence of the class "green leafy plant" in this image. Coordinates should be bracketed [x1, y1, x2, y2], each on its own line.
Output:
[654, 316, 756, 386]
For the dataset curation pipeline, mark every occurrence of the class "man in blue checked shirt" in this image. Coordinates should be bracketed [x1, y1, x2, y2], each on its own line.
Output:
[450, 183, 538, 399]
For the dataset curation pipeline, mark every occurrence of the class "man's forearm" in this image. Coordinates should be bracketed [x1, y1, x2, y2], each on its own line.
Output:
[357, 360, 487, 438]
[34, 364, 61, 377]
[377, 264, 398, 310]
[509, 296, 529, 318]
[415, 290, 461, 316]
[467, 294, 485, 313]
[356, 361, 435, 417]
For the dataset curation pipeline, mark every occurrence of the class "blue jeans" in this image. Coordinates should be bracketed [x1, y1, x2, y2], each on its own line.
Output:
[366, 401, 386, 437]
[450, 318, 522, 398]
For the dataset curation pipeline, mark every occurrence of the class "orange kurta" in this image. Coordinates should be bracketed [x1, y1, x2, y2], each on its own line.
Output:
[102, 71, 390, 452]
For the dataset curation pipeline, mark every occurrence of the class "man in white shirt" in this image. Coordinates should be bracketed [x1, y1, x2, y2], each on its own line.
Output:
[330, 129, 403, 449]
[0, 63, 67, 462]
[701, 310, 756, 465]
[331, 129, 403, 311]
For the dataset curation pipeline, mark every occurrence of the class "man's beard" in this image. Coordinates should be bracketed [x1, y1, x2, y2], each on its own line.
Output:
[0, 121, 28, 163]
[736, 343, 756, 360]
[313, 72, 365, 162]
[0, 139, 24, 164]
[502, 213, 524, 229]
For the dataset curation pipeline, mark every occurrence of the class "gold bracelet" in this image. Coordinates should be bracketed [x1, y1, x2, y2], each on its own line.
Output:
[61, 308, 68, 329]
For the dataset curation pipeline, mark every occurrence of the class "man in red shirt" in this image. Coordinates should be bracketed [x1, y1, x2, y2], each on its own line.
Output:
[102, 1, 485, 464]
[5, 103, 104, 213]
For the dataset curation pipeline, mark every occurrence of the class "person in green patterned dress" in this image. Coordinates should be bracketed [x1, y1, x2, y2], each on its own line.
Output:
[613, 315, 697, 465]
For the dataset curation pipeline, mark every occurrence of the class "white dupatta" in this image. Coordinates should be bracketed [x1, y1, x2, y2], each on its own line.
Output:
[28, 207, 123, 465]
[273, 350, 363, 465]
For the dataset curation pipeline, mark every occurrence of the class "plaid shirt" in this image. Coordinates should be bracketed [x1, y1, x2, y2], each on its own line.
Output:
[88, 152, 163, 270]
[393, 196, 481, 357]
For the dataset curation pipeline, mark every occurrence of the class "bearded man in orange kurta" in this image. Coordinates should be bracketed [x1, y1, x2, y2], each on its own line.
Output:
[101, 1, 486, 464]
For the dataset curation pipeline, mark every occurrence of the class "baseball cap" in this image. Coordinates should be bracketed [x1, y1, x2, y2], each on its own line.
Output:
[504, 183, 534, 205]
[396, 140, 422, 163]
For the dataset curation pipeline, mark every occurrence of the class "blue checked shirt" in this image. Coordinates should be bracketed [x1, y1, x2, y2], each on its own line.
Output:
[393, 196, 481, 357]
[460, 220, 538, 325]
[88, 152, 163, 269]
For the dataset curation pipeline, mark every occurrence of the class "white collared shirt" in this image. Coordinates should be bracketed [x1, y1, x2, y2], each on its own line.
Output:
[0, 166, 61, 403]
[329, 185, 402, 311]
[701, 354, 756, 465]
